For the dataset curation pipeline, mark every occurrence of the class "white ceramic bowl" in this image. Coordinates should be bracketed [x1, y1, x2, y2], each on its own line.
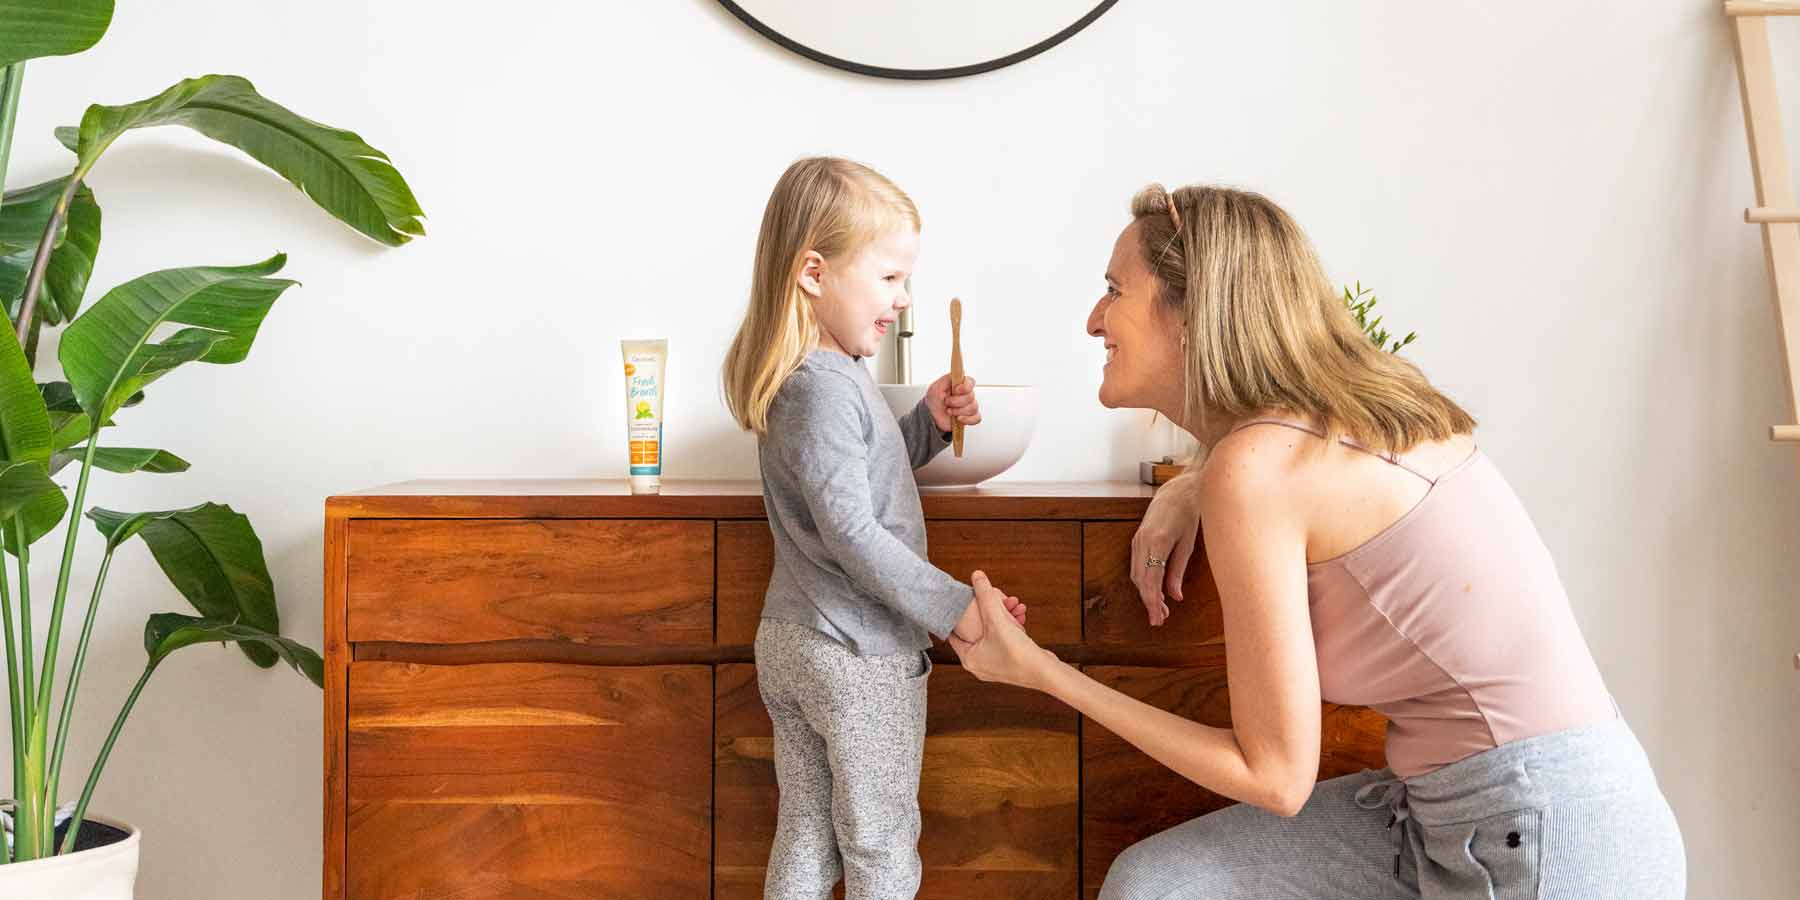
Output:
[878, 383, 1035, 487]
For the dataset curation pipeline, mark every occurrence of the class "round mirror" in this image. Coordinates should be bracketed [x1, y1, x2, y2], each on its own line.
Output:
[717, 1, 1117, 80]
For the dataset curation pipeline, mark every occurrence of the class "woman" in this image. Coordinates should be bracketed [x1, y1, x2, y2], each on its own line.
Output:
[950, 185, 1685, 899]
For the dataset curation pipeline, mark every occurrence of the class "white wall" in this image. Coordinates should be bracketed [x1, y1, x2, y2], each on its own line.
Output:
[3, 1, 1797, 897]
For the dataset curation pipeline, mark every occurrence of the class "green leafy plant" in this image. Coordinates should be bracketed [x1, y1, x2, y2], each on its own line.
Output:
[1342, 282, 1417, 354]
[0, 0, 422, 863]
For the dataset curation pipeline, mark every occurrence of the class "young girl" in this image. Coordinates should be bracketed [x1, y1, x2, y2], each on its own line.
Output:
[721, 156, 1025, 900]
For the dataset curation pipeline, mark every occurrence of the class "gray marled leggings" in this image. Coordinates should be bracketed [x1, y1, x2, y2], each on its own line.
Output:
[755, 618, 933, 900]
[1099, 715, 1685, 900]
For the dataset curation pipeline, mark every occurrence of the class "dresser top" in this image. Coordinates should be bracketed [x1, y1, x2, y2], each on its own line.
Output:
[327, 478, 1158, 520]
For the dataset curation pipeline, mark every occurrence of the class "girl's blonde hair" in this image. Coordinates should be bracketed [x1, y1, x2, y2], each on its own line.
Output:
[723, 157, 920, 434]
[1132, 184, 1475, 453]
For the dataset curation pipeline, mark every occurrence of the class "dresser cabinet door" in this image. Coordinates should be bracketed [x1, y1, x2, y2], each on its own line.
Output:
[1080, 665, 1387, 900]
[346, 661, 712, 899]
[715, 663, 1080, 900]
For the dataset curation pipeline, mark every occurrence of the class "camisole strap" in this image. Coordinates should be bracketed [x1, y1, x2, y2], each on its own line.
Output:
[1229, 417, 1439, 486]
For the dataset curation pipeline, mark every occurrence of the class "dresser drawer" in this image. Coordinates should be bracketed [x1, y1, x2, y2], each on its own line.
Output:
[715, 520, 1082, 646]
[1082, 522, 1222, 654]
[346, 519, 713, 644]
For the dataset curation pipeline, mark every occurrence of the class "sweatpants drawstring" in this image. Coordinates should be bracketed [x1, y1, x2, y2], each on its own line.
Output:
[1354, 773, 1414, 878]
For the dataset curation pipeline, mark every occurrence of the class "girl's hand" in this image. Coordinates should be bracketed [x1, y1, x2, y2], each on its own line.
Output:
[1133, 471, 1203, 627]
[1005, 593, 1027, 627]
[948, 571, 1054, 691]
[926, 373, 981, 433]
[951, 587, 1028, 643]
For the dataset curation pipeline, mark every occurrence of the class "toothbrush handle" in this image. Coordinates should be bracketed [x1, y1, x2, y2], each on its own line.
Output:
[950, 300, 964, 458]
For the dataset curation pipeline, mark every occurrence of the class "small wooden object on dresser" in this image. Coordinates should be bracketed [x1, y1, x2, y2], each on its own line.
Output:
[324, 480, 1386, 900]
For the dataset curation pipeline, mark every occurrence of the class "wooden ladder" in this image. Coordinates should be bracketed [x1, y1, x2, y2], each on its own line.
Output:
[1726, 3, 1800, 453]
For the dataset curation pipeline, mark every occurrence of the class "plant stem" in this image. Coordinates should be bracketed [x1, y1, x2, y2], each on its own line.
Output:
[33, 444, 92, 712]
[44, 548, 111, 838]
[0, 63, 23, 195]
[16, 519, 32, 734]
[0, 62, 26, 867]
[15, 715, 40, 860]
[31, 439, 98, 834]
[31, 482, 80, 720]
[0, 530, 17, 866]
[21, 314, 39, 373]
[61, 661, 153, 857]
[12, 175, 77, 344]
[13, 97, 109, 344]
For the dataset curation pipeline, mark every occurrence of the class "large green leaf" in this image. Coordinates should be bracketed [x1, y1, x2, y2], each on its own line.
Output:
[59, 255, 296, 425]
[41, 380, 137, 451]
[63, 75, 424, 246]
[0, 0, 113, 68]
[0, 315, 48, 463]
[143, 613, 321, 687]
[49, 446, 187, 476]
[0, 459, 56, 518]
[90, 503, 280, 667]
[0, 176, 60, 252]
[0, 177, 101, 326]
[0, 321, 62, 552]
[0, 470, 65, 556]
[40, 380, 139, 412]
[44, 181, 100, 324]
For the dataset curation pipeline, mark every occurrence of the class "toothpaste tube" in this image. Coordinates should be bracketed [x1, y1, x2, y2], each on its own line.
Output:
[621, 339, 668, 494]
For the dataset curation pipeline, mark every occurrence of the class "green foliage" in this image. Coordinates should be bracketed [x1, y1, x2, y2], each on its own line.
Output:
[1342, 281, 1417, 354]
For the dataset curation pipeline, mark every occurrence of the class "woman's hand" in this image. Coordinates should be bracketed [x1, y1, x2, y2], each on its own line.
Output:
[951, 585, 1027, 643]
[1133, 470, 1203, 627]
[947, 571, 1054, 690]
[926, 373, 981, 433]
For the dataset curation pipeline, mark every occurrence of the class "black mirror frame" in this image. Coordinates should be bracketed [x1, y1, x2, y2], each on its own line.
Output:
[716, 1, 1119, 81]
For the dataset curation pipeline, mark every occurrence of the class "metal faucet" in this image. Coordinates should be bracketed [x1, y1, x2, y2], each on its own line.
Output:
[875, 280, 915, 384]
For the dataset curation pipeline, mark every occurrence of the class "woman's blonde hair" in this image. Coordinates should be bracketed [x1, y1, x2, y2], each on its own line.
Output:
[723, 157, 920, 434]
[1132, 184, 1475, 453]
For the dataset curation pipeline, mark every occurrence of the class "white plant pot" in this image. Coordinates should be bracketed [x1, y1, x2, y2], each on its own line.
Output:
[0, 815, 140, 899]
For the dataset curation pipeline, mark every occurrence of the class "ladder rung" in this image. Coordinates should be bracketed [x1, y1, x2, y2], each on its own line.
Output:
[1726, 2, 1800, 15]
[1748, 207, 1800, 223]
[1774, 425, 1800, 442]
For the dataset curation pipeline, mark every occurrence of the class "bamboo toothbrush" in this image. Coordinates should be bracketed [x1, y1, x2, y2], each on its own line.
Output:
[950, 298, 965, 458]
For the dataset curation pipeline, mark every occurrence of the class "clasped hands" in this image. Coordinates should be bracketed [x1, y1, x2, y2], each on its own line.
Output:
[945, 571, 1054, 690]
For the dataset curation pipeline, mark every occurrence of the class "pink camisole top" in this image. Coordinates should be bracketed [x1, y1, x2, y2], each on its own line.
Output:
[1235, 419, 1616, 778]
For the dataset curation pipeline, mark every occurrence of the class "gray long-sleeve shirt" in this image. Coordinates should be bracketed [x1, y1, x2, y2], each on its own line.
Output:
[756, 350, 971, 655]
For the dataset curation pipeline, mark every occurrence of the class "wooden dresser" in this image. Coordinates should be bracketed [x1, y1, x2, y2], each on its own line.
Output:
[323, 479, 1385, 900]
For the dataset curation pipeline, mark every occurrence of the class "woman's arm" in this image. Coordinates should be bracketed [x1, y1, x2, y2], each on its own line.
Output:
[953, 437, 1324, 816]
[1192, 437, 1325, 815]
[1130, 469, 1203, 626]
[1035, 659, 1308, 815]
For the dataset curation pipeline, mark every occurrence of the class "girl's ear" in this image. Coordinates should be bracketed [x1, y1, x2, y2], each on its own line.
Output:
[796, 251, 826, 299]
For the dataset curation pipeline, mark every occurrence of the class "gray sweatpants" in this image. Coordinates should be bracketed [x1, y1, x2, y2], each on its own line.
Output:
[755, 618, 933, 900]
[1099, 715, 1685, 899]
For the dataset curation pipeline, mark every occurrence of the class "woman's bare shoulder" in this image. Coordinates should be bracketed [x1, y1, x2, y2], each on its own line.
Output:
[1195, 425, 1313, 513]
